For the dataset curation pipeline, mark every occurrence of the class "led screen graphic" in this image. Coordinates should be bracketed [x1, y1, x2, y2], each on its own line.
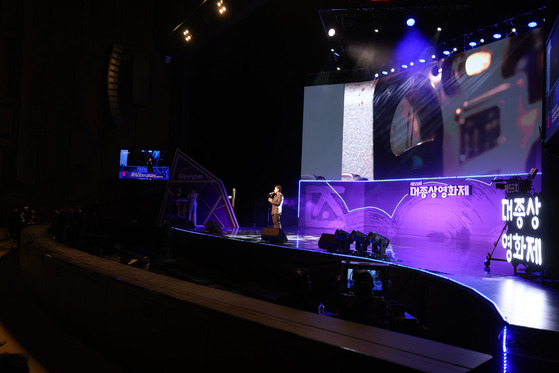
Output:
[119, 149, 171, 180]
[302, 28, 543, 181]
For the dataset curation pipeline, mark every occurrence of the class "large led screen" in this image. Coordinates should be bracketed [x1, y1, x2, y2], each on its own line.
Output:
[301, 28, 543, 180]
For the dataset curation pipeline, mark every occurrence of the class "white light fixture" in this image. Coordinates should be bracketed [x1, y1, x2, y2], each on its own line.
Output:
[183, 29, 192, 42]
[217, 0, 226, 15]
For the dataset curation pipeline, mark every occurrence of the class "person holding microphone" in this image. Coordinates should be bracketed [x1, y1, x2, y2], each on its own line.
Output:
[267, 185, 283, 229]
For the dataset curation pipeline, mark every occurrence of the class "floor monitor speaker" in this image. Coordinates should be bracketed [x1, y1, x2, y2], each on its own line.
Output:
[261, 228, 287, 243]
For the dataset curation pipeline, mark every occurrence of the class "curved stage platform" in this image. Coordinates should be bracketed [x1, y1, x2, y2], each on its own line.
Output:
[17, 223, 559, 372]
[207, 226, 559, 333]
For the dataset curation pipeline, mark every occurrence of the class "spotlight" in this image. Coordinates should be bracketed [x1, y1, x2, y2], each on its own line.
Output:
[419, 58, 426, 63]
[350, 230, 369, 252]
[528, 21, 538, 28]
[528, 168, 538, 179]
[493, 33, 502, 39]
[183, 29, 192, 42]
[406, 17, 416, 27]
[328, 28, 336, 37]
[443, 50, 451, 55]
[335, 229, 353, 252]
[368, 232, 390, 255]
[217, 0, 226, 15]
[469, 41, 477, 48]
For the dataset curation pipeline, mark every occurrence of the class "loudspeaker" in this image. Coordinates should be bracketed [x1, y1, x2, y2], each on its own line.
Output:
[318, 233, 338, 251]
[205, 221, 222, 234]
[261, 228, 287, 243]
[183, 219, 196, 230]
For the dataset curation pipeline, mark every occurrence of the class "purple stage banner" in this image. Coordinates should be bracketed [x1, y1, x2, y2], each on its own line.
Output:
[298, 174, 541, 246]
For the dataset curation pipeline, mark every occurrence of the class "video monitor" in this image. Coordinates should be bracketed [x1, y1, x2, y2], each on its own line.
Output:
[341, 260, 390, 298]
[119, 149, 171, 180]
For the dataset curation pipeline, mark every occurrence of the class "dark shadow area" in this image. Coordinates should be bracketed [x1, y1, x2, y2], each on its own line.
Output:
[0, 247, 124, 373]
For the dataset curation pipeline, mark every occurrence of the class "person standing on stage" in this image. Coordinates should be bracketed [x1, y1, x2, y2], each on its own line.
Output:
[147, 156, 154, 180]
[187, 189, 198, 226]
[268, 185, 283, 229]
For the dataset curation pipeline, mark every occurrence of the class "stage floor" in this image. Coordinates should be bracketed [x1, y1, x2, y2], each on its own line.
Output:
[216, 226, 559, 333]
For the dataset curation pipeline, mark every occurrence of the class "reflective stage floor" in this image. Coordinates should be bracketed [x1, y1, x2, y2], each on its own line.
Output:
[220, 226, 559, 333]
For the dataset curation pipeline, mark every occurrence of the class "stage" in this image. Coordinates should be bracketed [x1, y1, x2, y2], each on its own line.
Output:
[186, 225, 559, 333]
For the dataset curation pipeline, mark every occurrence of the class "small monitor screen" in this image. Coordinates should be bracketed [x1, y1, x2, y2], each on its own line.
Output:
[119, 149, 170, 180]
[341, 261, 390, 297]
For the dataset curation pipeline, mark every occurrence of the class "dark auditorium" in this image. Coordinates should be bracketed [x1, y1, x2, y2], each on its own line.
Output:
[2, 1, 559, 372]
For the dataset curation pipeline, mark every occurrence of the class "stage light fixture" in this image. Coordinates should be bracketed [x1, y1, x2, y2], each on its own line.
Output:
[350, 230, 369, 252]
[183, 29, 192, 42]
[368, 232, 390, 255]
[469, 41, 477, 48]
[493, 33, 502, 39]
[217, 0, 226, 15]
[328, 28, 336, 37]
[419, 58, 426, 63]
[528, 168, 538, 179]
[406, 17, 416, 27]
[528, 21, 537, 28]
[436, 27, 442, 32]
[335, 229, 353, 251]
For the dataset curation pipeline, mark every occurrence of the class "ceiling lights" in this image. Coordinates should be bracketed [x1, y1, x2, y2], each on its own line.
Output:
[320, 6, 546, 76]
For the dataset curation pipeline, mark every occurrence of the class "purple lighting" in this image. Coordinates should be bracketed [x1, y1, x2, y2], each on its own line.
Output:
[298, 174, 541, 248]
[394, 28, 431, 67]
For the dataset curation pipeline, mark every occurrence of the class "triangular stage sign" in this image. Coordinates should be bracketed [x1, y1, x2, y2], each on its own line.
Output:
[157, 149, 238, 230]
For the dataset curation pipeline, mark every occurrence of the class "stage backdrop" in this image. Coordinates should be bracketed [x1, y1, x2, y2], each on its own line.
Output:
[301, 28, 543, 181]
[298, 174, 541, 248]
